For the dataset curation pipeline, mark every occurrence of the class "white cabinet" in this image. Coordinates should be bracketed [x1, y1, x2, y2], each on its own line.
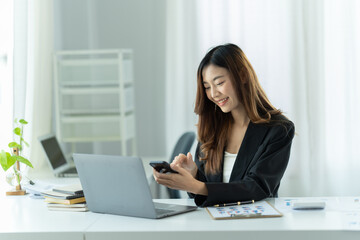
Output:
[53, 49, 136, 156]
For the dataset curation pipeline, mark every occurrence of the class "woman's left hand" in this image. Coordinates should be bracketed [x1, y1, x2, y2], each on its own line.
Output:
[153, 164, 206, 195]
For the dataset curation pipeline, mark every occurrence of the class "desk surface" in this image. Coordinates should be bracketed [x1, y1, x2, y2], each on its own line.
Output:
[1, 195, 360, 240]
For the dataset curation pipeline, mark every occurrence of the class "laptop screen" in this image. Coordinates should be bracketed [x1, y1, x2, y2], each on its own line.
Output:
[40, 136, 67, 169]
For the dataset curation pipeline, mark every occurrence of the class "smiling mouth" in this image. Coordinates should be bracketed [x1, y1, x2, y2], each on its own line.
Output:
[216, 97, 229, 106]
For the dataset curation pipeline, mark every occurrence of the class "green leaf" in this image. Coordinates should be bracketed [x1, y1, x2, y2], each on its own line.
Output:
[14, 155, 33, 168]
[8, 142, 20, 148]
[0, 150, 8, 171]
[6, 155, 17, 169]
[19, 119, 28, 124]
[14, 127, 21, 136]
[0, 152, 16, 171]
[20, 138, 30, 147]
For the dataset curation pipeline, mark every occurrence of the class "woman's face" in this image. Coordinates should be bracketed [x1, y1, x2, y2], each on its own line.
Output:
[202, 64, 240, 114]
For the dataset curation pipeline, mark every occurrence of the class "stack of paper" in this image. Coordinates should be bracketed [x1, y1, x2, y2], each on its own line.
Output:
[47, 203, 88, 212]
[23, 181, 53, 199]
[52, 183, 83, 195]
[41, 183, 87, 212]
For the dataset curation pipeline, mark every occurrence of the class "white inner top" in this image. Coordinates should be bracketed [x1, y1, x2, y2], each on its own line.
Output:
[222, 151, 237, 183]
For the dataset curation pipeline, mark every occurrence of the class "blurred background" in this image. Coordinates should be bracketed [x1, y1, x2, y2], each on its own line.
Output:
[0, 0, 359, 197]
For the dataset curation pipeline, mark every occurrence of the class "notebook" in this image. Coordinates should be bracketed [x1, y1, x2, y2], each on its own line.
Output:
[38, 134, 78, 177]
[73, 153, 198, 219]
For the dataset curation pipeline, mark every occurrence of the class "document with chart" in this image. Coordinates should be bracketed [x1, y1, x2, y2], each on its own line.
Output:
[206, 200, 282, 220]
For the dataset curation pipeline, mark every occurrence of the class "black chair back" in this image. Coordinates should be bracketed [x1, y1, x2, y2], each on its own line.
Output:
[168, 131, 196, 198]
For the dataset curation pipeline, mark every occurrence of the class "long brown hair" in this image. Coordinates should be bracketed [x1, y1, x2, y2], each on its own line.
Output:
[195, 43, 282, 174]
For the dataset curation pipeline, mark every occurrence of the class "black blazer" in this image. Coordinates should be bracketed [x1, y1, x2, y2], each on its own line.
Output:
[190, 116, 295, 207]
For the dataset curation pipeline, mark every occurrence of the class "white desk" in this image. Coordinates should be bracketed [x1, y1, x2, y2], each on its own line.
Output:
[85, 198, 360, 240]
[0, 195, 95, 240]
[1, 196, 360, 240]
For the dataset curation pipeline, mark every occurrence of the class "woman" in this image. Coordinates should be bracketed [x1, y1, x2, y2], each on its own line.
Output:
[154, 43, 295, 207]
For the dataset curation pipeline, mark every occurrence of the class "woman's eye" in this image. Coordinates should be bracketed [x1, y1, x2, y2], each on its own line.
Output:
[204, 86, 210, 90]
[217, 81, 224, 86]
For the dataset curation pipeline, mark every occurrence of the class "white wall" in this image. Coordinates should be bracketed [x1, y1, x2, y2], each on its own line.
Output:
[53, 0, 167, 157]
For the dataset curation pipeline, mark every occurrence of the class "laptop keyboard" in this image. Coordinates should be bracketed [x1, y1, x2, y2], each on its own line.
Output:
[63, 168, 77, 174]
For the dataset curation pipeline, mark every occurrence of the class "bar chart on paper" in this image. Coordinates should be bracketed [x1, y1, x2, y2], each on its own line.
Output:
[206, 200, 282, 220]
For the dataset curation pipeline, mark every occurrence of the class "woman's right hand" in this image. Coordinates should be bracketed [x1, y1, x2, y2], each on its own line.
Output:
[170, 152, 197, 177]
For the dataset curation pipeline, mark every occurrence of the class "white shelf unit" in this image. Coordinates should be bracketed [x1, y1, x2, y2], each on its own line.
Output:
[53, 49, 136, 156]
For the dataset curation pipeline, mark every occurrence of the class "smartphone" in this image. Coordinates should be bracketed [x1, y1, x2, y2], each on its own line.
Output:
[149, 161, 178, 174]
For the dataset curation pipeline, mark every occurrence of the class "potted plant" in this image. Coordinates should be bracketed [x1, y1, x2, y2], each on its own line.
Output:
[0, 119, 33, 195]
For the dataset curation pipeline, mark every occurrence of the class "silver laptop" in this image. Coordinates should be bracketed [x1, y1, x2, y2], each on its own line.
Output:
[73, 153, 197, 219]
[38, 134, 78, 177]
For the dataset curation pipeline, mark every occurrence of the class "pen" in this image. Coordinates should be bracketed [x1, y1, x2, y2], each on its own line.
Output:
[214, 200, 255, 207]
[24, 175, 35, 185]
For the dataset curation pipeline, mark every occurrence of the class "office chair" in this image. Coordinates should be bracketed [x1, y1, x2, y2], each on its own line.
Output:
[167, 131, 196, 199]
